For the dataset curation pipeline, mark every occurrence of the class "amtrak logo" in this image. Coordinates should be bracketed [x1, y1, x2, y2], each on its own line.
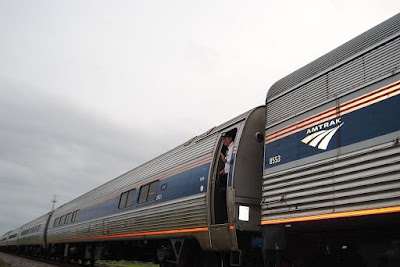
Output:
[301, 118, 344, 150]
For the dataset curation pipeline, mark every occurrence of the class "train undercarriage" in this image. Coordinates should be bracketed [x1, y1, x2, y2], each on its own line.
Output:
[263, 212, 400, 267]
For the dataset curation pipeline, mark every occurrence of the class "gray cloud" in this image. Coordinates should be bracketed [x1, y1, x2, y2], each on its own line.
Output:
[0, 80, 192, 235]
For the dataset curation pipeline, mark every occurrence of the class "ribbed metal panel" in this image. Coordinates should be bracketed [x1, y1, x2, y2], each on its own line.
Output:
[261, 140, 400, 221]
[364, 38, 400, 79]
[267, 13, 400, 99]
[0, 232, 10, 247]
[266, 14, 400, 127]
[51, 110, 250, 217]
[266, 76, 327, 125]
[18, 213, 51, 246]
[327, 58, 364, 96]
[48, 193, 207, 243]
[264, 17, 400, 231]
[5, 228, 20, 247]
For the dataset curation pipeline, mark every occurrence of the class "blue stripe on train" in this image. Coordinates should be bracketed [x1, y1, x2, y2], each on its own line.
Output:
[265, 92, 400, 170]
[75, 162, 211, 223]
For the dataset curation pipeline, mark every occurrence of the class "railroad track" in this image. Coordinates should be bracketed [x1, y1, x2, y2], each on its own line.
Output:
[0, 251, 114, 267]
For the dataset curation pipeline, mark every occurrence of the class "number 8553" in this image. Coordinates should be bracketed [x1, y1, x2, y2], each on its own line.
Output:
[269, 155, 281, 165]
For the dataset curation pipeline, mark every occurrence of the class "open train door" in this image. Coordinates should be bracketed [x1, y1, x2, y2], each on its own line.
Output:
[209, 126, 240, 251]
[209, 106, 265, 252]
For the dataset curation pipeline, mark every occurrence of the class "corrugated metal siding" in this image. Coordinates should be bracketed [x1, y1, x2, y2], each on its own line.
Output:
[266, 35, 400, 127]
[50, 109, 250, 220]
[5, 228, 20, 247]
[267, 13, 400, 100]
[262, 141, 400, 221]
[0, 232, 10, 247]
[18, 213, 50, 246]
[48, 193, 206, 243]
[263, 15, 400, 223]
[267, 76, 328, 125]
[51, 139, 214, 218]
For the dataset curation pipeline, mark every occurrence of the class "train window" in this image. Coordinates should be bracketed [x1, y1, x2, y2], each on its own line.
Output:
[161, 183, 167, 190]
[147, 181, 159, 202]
[64, 213, 71, 224]
[71, 210, 80, 222]
[59, 215, 65, 225]
[138, 181, 159, 204]
[126, 189, 135, 207]
[118, 189, 136, 208]
[119, 191, 129, 209]
[54, 217, 59, 227]
[138, 184, 149, 204]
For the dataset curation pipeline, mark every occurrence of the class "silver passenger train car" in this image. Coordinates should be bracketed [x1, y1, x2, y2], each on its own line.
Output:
[1, 106, 265, 266]
[2, 228, 20, 251]
[262, 12, 400, 266]
[18, 212, 52, 255]
[0, 231, 10, 249]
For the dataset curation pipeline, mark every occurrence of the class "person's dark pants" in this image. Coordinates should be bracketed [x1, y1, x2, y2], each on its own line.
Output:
[215, 174, 228, 224]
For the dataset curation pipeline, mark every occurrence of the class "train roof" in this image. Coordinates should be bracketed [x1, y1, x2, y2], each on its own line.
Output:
[20, 211, 52, 230]
[267, 12, 400, 101]
[51, 106, 263, 213]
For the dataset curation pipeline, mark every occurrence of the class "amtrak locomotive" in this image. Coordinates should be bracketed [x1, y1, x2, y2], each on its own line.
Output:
[1, 12, 400, 267]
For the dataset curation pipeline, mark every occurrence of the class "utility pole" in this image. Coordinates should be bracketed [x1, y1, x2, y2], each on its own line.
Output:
[51, 194, 57, 211]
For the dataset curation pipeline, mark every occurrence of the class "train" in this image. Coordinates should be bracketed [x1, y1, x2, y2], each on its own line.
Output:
[1, 12, 400, 267]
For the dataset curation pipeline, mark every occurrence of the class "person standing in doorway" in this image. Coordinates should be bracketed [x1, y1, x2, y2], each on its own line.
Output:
[220, 131, 235, 176]
[215, 130, 236, 224]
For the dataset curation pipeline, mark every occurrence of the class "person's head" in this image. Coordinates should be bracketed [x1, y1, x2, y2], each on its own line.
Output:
[222, 135, 232, 146]
[222, 132, 234, 146]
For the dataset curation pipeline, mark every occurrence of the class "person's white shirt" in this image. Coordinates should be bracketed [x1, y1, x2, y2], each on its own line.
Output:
[224, 142, 234, 174]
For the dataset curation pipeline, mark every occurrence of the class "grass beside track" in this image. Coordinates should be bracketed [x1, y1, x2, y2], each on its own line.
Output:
[0, 259, 10, 267]
[98, 260, 158, 267]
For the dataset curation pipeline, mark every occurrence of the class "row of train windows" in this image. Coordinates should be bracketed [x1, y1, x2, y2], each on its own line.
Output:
[118, 180, 159, 209]
[21, 224, 40, 236]
[53, 210, 80, 227]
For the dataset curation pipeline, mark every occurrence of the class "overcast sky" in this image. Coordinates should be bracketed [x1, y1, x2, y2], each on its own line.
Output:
[0, 1, 399, 236]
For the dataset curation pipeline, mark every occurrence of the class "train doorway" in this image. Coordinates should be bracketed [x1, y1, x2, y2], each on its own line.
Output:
[212, 128, 237, 225]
